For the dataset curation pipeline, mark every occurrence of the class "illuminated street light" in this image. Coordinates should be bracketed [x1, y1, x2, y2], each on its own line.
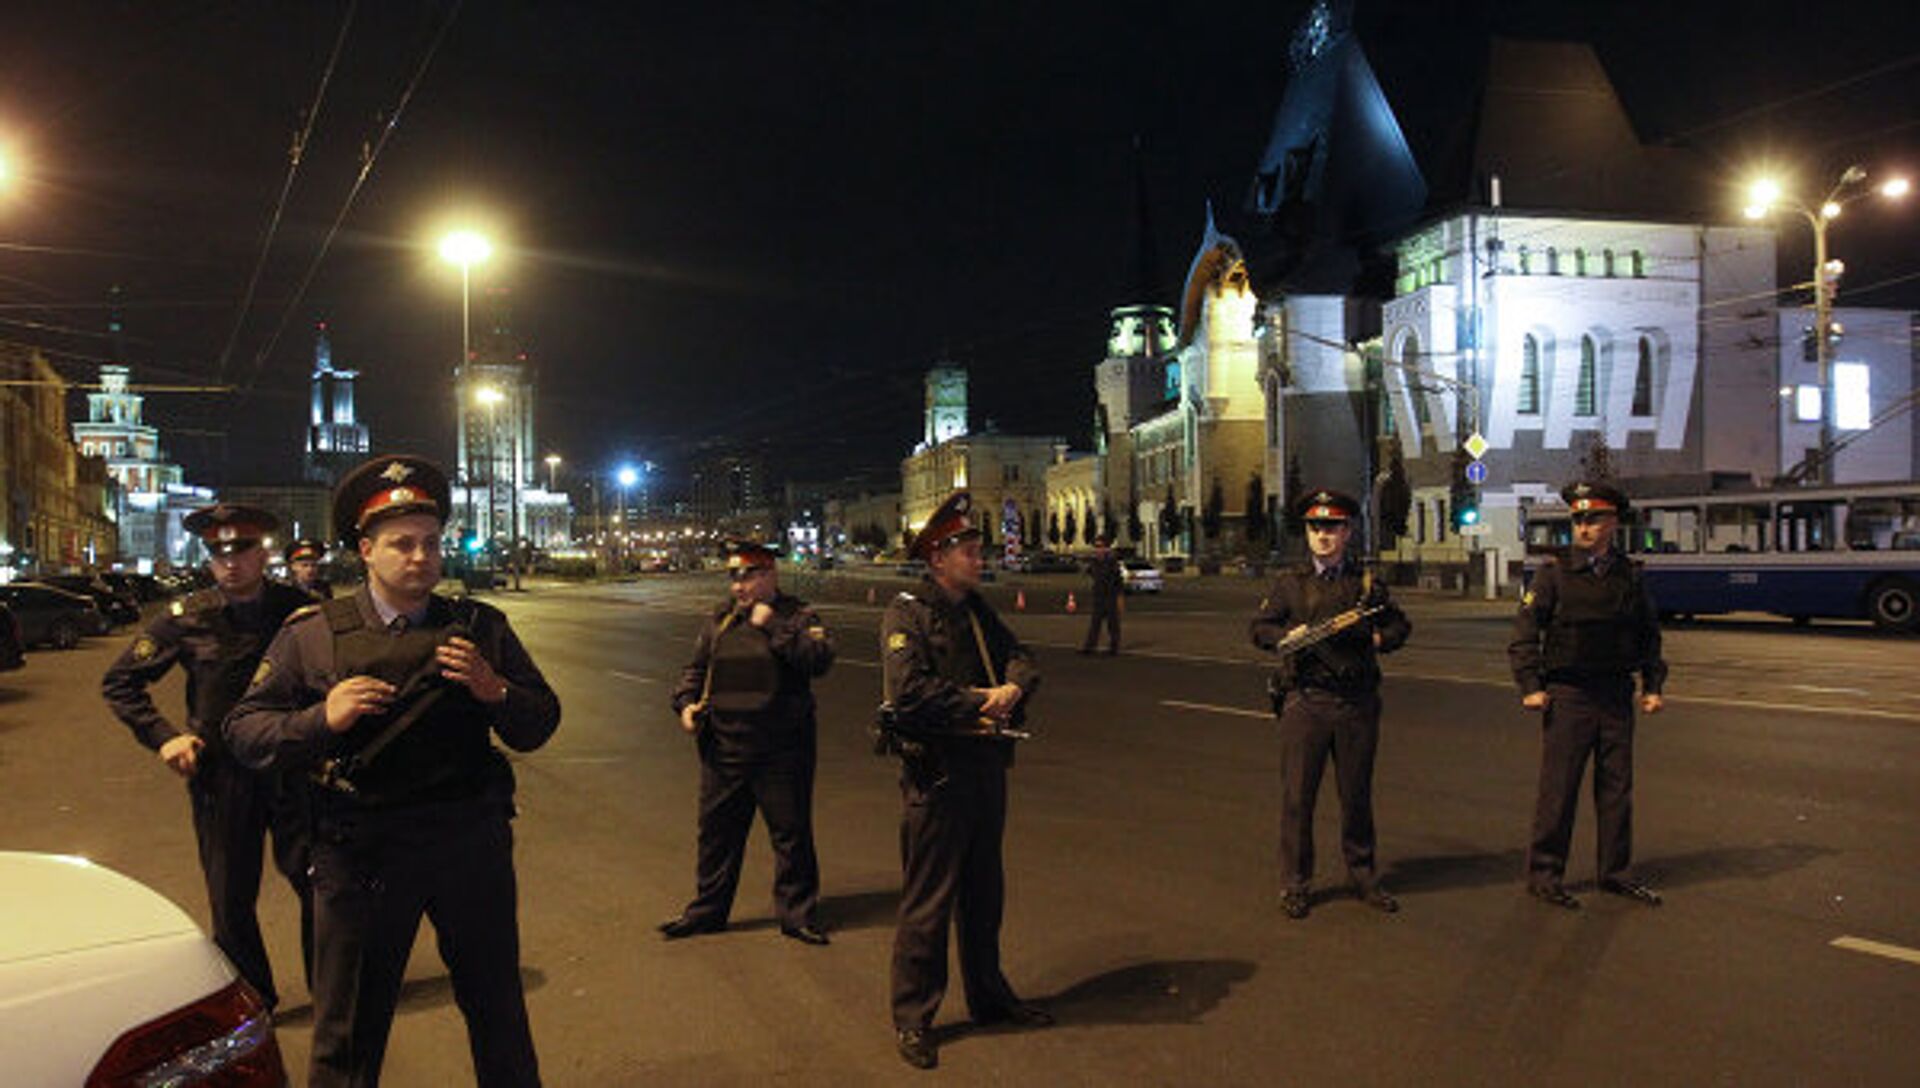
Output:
[1742, 164, 1910, 484]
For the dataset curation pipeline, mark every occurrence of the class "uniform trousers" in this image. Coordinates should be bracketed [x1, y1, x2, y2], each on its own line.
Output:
[1277, 687, 1382, 892]
[1080, 601, 1120, 653]
[891, 753, 1019, 1029]
[187, 755, 313, 1009]
[308, 797, 538, 1088]
[684, 748, 820, 929]
[1528, 677, 1636, 888]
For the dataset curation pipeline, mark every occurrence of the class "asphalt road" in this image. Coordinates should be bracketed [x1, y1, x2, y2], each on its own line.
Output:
[4, 573, 1917, 1085]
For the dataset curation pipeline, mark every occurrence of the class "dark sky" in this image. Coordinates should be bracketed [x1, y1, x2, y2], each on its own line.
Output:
[2, 1, 1915, 497]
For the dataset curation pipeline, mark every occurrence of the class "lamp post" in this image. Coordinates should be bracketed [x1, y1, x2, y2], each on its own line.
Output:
[439, 229, 492, 547]
[1745, 167, 1909, 485]
[616, 465, 639, 573]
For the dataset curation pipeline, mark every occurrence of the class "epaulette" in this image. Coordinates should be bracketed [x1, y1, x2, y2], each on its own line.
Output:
[169, 588, 224, 617]
[283, 602, 325, 625]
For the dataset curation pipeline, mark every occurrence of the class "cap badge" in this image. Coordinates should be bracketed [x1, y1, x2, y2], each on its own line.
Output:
[381, 462, 414, 483]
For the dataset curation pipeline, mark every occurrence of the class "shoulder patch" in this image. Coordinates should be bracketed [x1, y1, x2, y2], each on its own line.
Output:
[131, 634, 160, 661]
[169, 599, 185, 616]
[249, 657, 273, 689]
[286, 602, 323, 624]
[1521, 590, 1535, 608]
[887, 631, 910, 653]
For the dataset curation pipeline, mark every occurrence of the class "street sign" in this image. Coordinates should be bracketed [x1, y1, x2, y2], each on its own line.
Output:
[1465, 459, 1488, 485]
[1463, 431, 1490, 460]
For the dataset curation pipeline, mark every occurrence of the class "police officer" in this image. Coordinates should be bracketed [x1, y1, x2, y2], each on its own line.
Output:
[225, 454, 561, 1087]
[1250, 489, 1410, 920]
[102, 503, 317, 1011]
[660, 540, 835, 945]
[882, 491, 1051, 1071]
[1509, 480, 1666, 909]
[287, 538, 333, 598]
[1078, 534, 1123, 655]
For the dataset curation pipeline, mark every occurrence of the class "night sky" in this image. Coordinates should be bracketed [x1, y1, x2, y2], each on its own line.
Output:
[2, 1, 1915, 498]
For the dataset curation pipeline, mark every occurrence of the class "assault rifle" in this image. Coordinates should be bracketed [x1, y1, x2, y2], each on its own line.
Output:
[1269, 604, 1388, 658]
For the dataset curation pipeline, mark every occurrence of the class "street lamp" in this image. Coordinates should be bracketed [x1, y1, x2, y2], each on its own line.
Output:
[1744, 165, 1909, 484]
[615, 465, 639, 572]
[440, 229, 492, 546]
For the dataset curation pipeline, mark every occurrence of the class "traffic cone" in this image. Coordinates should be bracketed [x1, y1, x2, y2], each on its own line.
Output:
[1015, 590, 1026, 611]
[1066, 592, 1077, 614]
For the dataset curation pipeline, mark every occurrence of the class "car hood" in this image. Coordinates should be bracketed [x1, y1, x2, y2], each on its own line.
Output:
[0, 853, 206, 962]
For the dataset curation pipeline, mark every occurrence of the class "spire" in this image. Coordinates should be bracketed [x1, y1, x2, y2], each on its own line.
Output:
[313, 320, 334, 374]
[1126, 134, 1162, 304]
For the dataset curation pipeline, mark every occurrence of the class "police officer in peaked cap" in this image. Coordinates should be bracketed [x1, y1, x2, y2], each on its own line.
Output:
[1509, 480, 1667, 909]
[660, 539, 836, 944]
[285, 537, 333, 599]
[881, 491, 1051, 1071]
[102, 502, 317, 1011]
[225, 453, 561, 1087]
[1250, 488, 1410, 919]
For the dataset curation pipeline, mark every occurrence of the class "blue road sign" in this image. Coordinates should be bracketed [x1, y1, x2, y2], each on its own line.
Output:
[1465, 459, 1489, 484]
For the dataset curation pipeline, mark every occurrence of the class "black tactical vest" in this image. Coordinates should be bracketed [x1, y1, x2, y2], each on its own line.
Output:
[1541, 561, 1648, 678]
[323, 596, 503, 806]
[706, 614, 779, 715]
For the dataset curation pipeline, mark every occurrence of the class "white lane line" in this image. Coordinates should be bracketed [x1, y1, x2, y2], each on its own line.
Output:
[1792, 684, 1872, 696]
[1831, 936, 1920, 967]
[609, 670, 656, 684]
[1161, 699, 1270, 719]
[838, 659, 880, 668]
[1030, 640, 1251, 666]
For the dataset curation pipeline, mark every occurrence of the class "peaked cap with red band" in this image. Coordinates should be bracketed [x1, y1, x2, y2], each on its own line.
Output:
[724, 540, 779, 572]
[1560, 480, 1630, 516]
[910, 491, 981, 562]
[183, 503, 280, 556]
[332, 454, 452, 543]
[285, 538, 326, 564]
[1292, 488, 1360, 522]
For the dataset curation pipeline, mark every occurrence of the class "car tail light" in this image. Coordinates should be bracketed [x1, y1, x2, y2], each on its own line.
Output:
[86, 979, 286, 1087]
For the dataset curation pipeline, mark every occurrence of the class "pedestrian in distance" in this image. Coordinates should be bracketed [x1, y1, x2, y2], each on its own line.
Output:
[225, 454, 561, 1087]
[1509, 480, 1667, 910]
[1078, 534, 1123, 655]
[286, 537, 333, 599]
[660, 539, 836, 945]
[101, 502, 318, 1012]
[878, 490, 1052, 1071]
[1250, 488, 1410, 920]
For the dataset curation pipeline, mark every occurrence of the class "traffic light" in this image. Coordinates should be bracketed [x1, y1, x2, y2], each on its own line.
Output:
[1450, 451, 1481, 530]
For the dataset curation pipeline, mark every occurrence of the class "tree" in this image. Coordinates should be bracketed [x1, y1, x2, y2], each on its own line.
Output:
[1029, 508, 1043, 549]
[1063, 507, 1078, 546]
[1048, 510, 1061, 546]
[1202, 477, 1225, 542]
[1101, 500, 1115, 544]
[1244, 472, 1267, 544]
[1581, 431, 1617, 484]
[1159, 485, 1182, 549]
[1127, 502, 1144, 545]
[1377, 438, 1411, 545]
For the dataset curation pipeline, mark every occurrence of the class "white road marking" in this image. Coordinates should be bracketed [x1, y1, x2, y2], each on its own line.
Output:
[608, 670, 656, 684]
[1831, 936, 1920, 967]
[1791, 684, 1871, 696]
[1160, 699, 1270, 719]
[837, 659, 880, 668]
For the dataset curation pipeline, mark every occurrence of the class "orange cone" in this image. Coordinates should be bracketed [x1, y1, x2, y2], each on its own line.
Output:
[1066, 592, 1077, 614]
[1015, 590, 1026, 611]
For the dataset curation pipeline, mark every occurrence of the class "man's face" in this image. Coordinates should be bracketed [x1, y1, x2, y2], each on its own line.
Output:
[930, 537, 984, 592]
[728, 564, 776, 608]
[1305, 518, 1351, 561]
[358, 513, 443, 599]
[208, 544, 267, 595]
[1572, 510, 1618, 552]
[290, 558, 319, 585]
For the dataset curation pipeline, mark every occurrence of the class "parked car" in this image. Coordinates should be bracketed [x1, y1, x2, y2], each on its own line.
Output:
[103, 570, 171, 603]
[1024, 552, 1081, 574]
[0, 584, 107, 648]
[0, 851, 287, 1086]
[0, 603, 24, 672]
[34, 575, 140, 627]
[1121, 558, 1164, 593]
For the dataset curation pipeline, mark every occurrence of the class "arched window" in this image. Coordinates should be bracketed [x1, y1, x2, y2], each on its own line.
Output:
[1519, 335, 1542, 415]
[1380, 383, 1397, 436]
[1518, 245, 1532, 275]
[1574, 248, 1588, 276]
[1602, 248, 1616, 277]
[1576, 336, 1598, 416]
[1632, 336, 1655, 416]
[1404, 336, 1430, 426]
[1630, 250, 1647, 278]
[1547, 247, 1561, 275]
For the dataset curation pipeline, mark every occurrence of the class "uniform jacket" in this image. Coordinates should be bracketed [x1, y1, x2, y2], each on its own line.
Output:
[671, 591, 835, 761]
[1085, 552, 1123, 604]
[881, 576, 1039, 757]
[222, 586, 560, 795]
[1509, 550, 1667, 695]
[1250, 559, 1410, 695]
[102, 582, 316, 761]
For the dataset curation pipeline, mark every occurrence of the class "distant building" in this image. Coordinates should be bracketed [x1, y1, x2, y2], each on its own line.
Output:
[3, 342, 119, 575]
[304, 322, 369, 486]
[69, 363, 198, 569]
[901, 367, 1057, 550]
[449, 287, 570, 552]
[1776, 307, 1916, 484]
[691, 452, 768, 531]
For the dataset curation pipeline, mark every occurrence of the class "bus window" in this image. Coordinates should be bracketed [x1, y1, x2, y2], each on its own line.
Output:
[1776, 502, 1840, 553]
[1637, 505, 1702, 554]
[1706, 502, 1770, 552]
